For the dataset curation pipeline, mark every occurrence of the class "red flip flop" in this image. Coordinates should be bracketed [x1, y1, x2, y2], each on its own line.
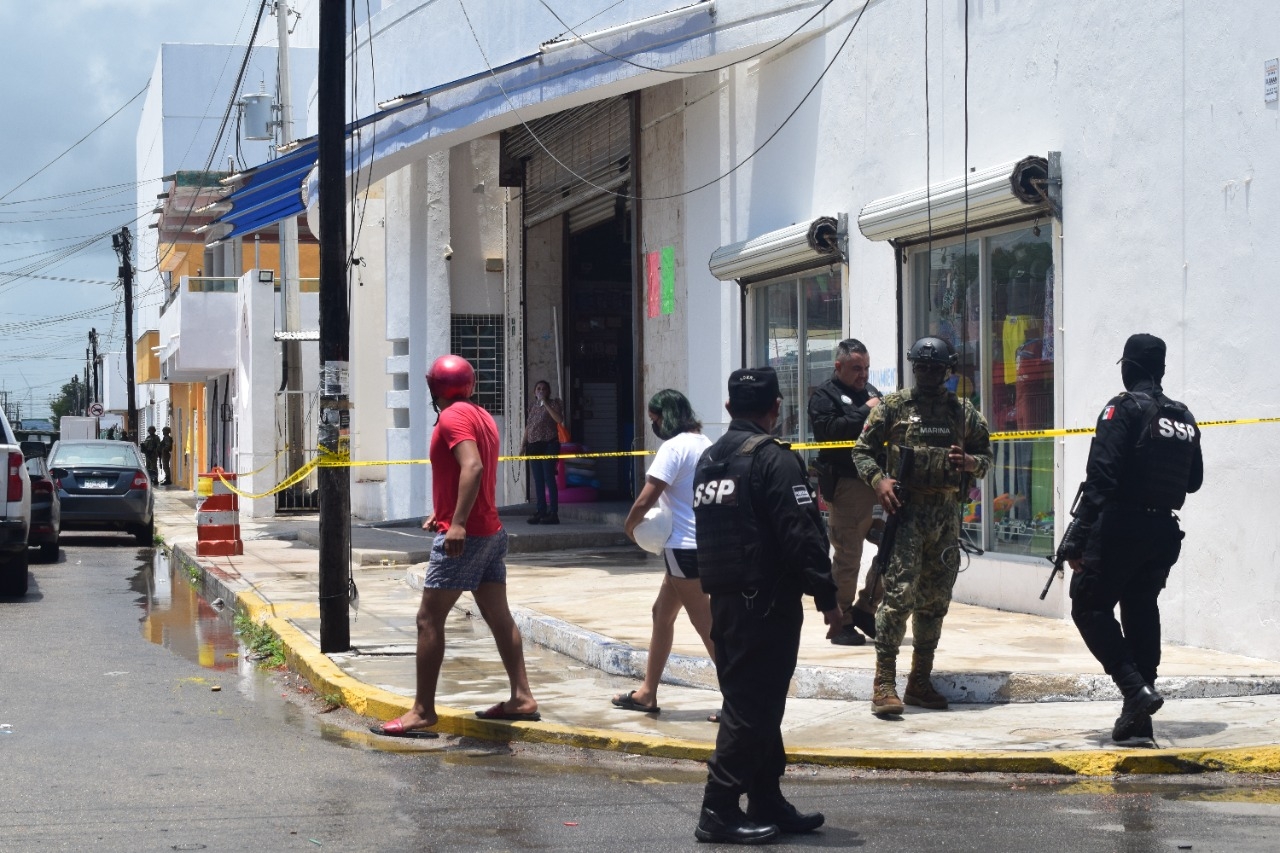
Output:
[369, 718, 439, 739]
[475, 702, 541, 722]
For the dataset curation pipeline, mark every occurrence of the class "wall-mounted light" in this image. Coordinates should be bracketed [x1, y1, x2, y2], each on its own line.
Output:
[258, 269, 276, 284]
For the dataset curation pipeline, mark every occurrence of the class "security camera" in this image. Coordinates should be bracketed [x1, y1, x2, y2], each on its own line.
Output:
[443, 245, 453, 261]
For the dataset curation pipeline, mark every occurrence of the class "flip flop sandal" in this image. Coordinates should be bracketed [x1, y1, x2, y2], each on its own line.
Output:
[475, 702, 542, 722]
[707, 710, 721, 724]
[369, 718, 439, 739]
[611, 690, 660, 714]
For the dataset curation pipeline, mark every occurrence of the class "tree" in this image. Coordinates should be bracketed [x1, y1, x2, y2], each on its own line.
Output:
[49, 378, 84, 428]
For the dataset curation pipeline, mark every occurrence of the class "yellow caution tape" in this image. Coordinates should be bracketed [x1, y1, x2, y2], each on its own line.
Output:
[210, 415, 1277, 499]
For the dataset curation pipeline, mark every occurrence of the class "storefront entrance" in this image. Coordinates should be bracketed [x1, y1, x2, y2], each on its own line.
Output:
[565, 219, 634, 499]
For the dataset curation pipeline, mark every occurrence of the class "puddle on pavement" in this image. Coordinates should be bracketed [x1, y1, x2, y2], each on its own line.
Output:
[130, 551, 356, 740]
[133, 550, 240, 671]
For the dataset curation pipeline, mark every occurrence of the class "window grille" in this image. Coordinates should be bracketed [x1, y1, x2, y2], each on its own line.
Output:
[451, 315, 505, 414]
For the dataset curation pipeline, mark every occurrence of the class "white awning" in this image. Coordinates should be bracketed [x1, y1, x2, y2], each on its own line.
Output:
[708, 216, 841, 283]
[857, 156, 1051, 243]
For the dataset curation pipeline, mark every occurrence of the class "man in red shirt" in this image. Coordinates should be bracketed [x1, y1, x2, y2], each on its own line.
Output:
[370, 355, 540, 737]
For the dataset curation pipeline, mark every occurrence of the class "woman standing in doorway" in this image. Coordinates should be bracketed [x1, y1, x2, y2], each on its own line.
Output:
[612, 389, 717, 717]
[521, 379, 565, 525]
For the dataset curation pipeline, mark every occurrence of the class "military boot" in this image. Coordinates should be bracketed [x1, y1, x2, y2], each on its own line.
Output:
[1111, 664, 1163, 744]
[871, 657, 904, 715]
[903, 652, 949, 710]
[1112, 710, 1154, 744]
[1116, 660, 1167, 742]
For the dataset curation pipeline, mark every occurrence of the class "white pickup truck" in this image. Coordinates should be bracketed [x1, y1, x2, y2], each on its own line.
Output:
[0, 408, 32, 596]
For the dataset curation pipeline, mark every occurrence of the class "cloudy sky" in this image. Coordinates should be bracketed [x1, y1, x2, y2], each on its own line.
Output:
[0, 1, 271, 421]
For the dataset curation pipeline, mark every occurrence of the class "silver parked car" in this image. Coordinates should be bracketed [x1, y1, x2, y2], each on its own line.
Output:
[48, 440, 155, 546]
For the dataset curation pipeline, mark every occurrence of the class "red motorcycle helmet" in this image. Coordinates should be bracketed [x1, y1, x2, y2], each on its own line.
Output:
[426, 354, 475, 402]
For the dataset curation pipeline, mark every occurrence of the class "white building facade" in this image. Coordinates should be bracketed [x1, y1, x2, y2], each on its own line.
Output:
[256, 0, 1277, 660]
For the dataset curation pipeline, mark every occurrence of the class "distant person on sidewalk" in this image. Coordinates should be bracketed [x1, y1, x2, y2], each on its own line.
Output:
[140, 426, 161, 483]
[1059, 334, 1203, 744]
[808, 338, 884, 646]
[159, 426, 174, 486]
[691, 367, 841, 845]
[612, 389, 716, 718]
[370, 355, 539, 738]
[520, 379, 565, 525]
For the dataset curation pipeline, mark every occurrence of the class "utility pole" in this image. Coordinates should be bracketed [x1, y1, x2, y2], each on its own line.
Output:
[113, 227, 138, 441]
[316, 0, 350, 652]
[276, 0, 306, 507]
[89, 327, 101, 406]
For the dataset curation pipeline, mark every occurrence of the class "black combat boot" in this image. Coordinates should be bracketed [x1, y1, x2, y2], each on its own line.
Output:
[747, 793, 824, 834]
[1112, 710, 1154, 744]
[1111, 664, 1163, 744]
[695, 805, 779, 845]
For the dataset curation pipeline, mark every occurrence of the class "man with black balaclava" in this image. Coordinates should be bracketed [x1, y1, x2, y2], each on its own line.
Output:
[1059, 333, 1203, 744]
[851, 336, 992, 717]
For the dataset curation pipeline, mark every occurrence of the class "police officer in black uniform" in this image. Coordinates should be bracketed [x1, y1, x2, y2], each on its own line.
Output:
[691, 366, 841, 845]
[808, 338, 883, 644]
[1060, 334, 1203, 743]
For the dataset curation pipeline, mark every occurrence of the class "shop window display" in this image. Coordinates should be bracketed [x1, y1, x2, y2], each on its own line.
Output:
[752, 269, 843, 444]
[911, 225, 1054, 557]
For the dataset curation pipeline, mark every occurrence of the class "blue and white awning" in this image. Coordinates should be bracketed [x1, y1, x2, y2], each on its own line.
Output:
[212, 0, 820, 240]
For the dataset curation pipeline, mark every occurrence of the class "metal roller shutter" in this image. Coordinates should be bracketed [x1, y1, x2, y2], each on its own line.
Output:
[502, 97, 632, 230]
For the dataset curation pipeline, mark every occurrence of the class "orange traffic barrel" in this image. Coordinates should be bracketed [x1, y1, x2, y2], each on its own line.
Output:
[196, 467, 242, 557]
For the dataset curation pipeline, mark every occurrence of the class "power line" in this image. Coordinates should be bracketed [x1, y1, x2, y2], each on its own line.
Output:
[0, 179, 156, 207]
[0, 271, 115, 286]
[0, 83, 150, 204]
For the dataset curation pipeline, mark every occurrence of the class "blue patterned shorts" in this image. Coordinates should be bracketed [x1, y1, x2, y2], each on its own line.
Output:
[423, 528, 508, 590]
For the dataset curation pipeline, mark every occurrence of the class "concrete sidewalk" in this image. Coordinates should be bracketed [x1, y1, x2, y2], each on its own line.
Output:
[156, 490, 1280, 775]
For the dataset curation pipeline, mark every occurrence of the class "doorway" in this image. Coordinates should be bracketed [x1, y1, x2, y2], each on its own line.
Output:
[565, 218, 634, 499]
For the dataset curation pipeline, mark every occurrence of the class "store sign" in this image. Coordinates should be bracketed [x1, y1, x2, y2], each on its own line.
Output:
[1266, 58, 1278, 104]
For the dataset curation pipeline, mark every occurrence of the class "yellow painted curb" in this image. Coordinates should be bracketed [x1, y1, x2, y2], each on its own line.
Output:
[177, 545, 1280, 776]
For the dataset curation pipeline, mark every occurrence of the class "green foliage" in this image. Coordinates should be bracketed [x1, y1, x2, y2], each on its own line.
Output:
[49, 379, 87, 428]
[233, 614, 287, 668]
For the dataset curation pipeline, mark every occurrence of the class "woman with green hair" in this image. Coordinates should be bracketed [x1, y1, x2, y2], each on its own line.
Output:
[612, 389, 718, 718]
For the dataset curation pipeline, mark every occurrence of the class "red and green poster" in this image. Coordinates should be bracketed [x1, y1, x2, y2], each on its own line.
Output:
[646, 246, 676, 318]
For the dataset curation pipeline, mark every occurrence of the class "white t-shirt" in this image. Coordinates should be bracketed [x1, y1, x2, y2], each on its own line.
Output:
[647, 430, 712, 550]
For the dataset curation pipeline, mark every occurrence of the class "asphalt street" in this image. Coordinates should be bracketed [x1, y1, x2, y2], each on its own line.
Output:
[2, 536, 1280, 851]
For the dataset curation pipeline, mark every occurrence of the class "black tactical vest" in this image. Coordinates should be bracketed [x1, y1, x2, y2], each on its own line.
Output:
[1121, 392, 1200, 510]
[693, 432, 778, 593]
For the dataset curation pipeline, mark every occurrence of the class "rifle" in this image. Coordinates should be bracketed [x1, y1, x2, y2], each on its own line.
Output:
[867, 447, 915, 583]
[1040, 483, 1085, 600]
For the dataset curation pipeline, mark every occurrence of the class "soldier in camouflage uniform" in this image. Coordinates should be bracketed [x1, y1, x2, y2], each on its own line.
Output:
[852, 336, 992, 716]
